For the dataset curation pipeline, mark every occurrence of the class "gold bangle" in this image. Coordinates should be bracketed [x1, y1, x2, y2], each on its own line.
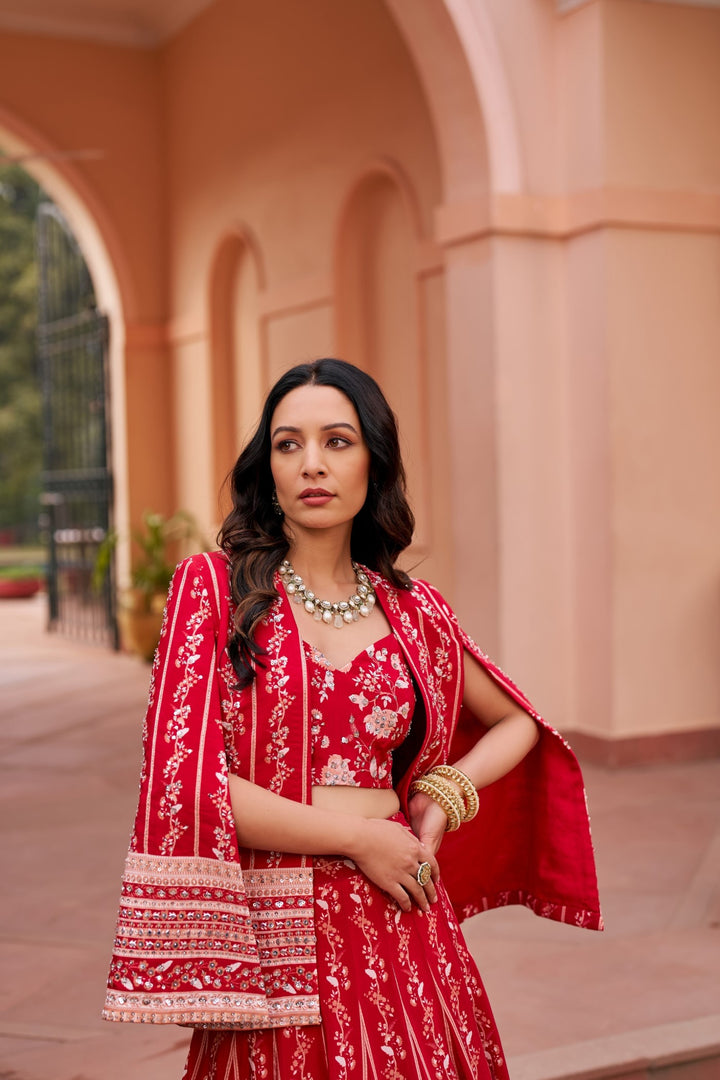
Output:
[423, 774, 469, 828]
[426, 765, 480, 823]
[409, 776, 463, 831]
[412, 778, 462, 831]
[410, 773, 466, 817]
[426, 765, 479, 822]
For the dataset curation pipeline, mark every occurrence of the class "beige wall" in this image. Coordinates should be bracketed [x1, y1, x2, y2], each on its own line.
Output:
[577, 2, 720, 742]
[1, 0, 718, 756]
[604, 1, 720, 191]
[609, 229, 720, 738]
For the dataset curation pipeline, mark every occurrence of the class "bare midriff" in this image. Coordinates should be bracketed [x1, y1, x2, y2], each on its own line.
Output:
[311, 785, 400, 819]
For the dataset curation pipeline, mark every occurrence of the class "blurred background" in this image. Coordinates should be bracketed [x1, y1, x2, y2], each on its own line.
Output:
[0, 1, 718, 1078]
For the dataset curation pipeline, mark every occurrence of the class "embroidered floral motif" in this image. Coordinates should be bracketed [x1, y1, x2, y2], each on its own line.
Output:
[218, 649, 245, 774]
[137, 570, 176, 798]
[308, 657, 335, 702]
[209, 750, 236, 861]
[158, 574, 213, 855]
[262, 605, 296, 795]
[317, 754, 357, 786]
[365, 705, 405, 739]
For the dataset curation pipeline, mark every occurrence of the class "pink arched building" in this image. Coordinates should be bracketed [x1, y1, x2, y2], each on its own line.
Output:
[1, 0, 719, 763]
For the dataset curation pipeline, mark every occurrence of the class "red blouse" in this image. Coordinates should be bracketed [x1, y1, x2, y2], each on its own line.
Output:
[304, 632, 415, 789]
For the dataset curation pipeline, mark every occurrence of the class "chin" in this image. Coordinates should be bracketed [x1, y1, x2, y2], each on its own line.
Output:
[290, 511, 354, 532]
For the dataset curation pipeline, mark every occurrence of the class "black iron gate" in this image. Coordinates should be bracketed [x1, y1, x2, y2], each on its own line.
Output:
[36, 202, 118, 646]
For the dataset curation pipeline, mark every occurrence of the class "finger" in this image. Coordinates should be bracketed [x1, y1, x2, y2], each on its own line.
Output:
[404, 876, 431, 913]
[423, 880, 438, 905]
[387, 883, 413, 913]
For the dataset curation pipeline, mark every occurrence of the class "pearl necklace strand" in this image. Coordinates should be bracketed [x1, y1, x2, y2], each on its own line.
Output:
[279, 559, 376, 628]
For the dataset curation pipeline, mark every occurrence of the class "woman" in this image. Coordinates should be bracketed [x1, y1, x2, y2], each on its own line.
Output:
[104, 359, 601, 1080]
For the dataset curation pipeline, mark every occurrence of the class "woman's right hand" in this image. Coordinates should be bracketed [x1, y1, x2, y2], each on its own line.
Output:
[348, 817, 440, 913]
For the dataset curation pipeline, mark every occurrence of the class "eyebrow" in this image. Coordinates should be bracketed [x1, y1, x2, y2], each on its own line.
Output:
[271, 422, 359, 439]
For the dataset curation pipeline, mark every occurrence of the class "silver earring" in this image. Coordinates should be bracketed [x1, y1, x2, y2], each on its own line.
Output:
[271, 489, 284, 517]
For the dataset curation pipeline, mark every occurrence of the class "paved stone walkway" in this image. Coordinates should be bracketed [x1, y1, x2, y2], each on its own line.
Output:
[1, 595, 719, 1080]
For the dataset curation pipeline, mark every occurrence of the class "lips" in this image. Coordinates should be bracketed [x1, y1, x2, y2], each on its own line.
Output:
[299, 488, 334, 506]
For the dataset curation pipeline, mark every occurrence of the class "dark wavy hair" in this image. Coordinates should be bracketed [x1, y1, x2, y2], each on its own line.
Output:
[218, 358, 415, 688]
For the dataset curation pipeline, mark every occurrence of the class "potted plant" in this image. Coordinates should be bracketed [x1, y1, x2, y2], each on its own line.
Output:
[0, 562, 45, 599]
[94, 510, 198, 661]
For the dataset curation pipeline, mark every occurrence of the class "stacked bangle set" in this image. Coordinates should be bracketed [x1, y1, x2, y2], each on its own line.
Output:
[409, 764, 479, 832]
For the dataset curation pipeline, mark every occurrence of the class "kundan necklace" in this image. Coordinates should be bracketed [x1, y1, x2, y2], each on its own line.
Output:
[279, 559, 376, 628]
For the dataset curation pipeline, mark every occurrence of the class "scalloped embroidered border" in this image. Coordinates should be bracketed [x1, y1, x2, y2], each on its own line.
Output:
[102, 989, 321, 1028]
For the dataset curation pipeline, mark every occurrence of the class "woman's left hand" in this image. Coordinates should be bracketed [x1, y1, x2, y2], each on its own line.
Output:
[408, 791, 449, 857]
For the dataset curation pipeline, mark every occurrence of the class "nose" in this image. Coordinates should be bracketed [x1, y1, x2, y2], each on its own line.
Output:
[301, 441, 327, 478]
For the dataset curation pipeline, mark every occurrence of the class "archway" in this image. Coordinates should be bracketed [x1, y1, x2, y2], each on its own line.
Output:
[383, 0, 521, 199]
[0, 118, 131, 588]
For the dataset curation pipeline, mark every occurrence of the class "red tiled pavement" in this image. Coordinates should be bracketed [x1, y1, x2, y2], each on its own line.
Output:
[1, 596, 719, 1080]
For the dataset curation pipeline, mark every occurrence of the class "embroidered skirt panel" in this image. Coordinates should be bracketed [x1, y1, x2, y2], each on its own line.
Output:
[181, 834, 508, 1080]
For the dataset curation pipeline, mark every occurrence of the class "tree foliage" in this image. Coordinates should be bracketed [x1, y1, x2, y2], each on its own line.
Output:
[0, 164, 44, 540]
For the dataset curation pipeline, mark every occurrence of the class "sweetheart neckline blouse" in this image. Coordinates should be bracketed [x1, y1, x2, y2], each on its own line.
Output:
[303, 631, 415, 789]
[301, 629, 397, 673]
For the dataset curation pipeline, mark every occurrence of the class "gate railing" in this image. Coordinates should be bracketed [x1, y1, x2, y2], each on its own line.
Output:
[36, 202, 117, 647]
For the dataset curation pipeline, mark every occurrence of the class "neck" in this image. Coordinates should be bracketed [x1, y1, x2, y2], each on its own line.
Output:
[286, 525, 356, 591]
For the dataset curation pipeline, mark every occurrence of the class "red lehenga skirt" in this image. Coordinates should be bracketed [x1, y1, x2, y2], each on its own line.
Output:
[181, 844, 508, 1080]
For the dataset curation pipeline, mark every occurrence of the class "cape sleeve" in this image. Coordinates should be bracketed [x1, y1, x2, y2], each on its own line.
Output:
[102, 553, 272, 1027]
[414, 580, 603, 932]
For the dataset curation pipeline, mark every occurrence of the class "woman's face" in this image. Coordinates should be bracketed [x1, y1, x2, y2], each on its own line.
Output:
[270, 384, 371, 538]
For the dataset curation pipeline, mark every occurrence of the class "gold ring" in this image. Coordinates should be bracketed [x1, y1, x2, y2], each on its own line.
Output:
[416, 861, 432, 887]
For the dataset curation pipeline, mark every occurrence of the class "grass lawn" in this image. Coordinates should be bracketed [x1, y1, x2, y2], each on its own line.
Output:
[0, 545, 45, 571]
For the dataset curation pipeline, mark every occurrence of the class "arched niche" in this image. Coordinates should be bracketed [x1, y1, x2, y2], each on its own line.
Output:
[208, 229, 264, 514]
[335, 165, 433, 560]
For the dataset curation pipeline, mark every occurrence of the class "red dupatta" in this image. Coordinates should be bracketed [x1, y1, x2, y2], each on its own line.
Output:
[104, 552, 601, 1031]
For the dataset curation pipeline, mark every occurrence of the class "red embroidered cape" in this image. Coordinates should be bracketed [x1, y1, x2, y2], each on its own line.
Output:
[103, 551, 602, 1030]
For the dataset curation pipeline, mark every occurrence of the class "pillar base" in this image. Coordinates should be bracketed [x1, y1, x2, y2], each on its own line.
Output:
[565, 727, 720, 768]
